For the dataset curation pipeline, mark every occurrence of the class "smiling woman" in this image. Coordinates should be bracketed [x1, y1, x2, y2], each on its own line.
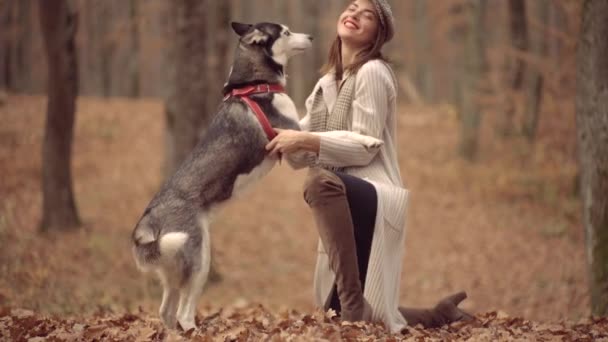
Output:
[322, 0, 393, 84]
[339, 2, 379, 47]
[266, 0, 472, 334]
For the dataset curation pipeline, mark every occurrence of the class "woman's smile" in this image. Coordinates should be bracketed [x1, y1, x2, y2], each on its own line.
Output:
[343, 18, 360, 30]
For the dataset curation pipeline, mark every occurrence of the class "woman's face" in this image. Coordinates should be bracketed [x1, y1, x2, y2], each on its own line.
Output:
[337, 0, 380, 48]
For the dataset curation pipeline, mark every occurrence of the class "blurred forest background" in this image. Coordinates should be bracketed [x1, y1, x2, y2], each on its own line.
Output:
[1, 0, 581, 119]
[1, 0, 607, 338]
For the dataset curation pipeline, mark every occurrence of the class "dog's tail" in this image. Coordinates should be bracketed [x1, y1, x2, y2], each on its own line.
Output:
[132, 223, 158, 272]
[132, 223, 189, 272]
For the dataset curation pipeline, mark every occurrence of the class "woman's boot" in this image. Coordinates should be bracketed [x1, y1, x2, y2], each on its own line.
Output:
[399, 291, 474, 328]
[304, 168, 371, 322]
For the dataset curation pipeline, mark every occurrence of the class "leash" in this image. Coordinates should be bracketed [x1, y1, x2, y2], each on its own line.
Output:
[223, 84, 285, 141]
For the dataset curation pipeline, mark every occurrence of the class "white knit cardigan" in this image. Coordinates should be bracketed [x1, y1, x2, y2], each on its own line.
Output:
[286, 59, 410, 333]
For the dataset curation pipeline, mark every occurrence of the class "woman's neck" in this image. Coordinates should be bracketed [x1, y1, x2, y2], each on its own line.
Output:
[340, 41, 364, 69]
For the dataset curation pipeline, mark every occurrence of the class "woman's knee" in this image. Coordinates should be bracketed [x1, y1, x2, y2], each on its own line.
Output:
[303, 168, 346, 204]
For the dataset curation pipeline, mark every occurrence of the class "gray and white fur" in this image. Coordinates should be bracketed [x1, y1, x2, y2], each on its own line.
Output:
[131, 22, 312, 331]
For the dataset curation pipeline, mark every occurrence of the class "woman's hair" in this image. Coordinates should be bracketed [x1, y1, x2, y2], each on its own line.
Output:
[320, 14, 391, 82]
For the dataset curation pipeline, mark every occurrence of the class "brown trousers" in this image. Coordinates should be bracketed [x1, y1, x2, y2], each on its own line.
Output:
[303, 167, 375, 321]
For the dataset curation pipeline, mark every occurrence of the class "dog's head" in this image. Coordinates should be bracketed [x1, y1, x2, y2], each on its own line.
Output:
[231, 22, 313, 67]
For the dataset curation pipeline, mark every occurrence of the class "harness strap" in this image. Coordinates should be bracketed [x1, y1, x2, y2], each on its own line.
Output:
[223, 83, 285, 141]
[240, 96, 277, 140]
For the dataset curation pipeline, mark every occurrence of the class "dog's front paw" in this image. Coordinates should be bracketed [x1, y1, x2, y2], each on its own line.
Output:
[160, 311, 177, 329]
[177, 317, 196, 332]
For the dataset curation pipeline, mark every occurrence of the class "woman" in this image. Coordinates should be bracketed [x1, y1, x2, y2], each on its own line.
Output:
[266, 0, 471, 333]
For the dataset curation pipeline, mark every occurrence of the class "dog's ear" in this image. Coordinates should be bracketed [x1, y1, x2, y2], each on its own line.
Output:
[241, 29, 269, 45]
[231, 22, 252, 36]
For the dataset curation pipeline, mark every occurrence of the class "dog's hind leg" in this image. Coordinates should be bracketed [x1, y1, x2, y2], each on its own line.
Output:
[176, 217, 211, 331]
[159, 287, 179, 328]
[176, 271, 206, 331]
[157, 270, 180, 328]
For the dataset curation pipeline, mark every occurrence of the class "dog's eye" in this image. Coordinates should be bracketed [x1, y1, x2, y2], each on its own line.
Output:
[283, 31, 291, 36]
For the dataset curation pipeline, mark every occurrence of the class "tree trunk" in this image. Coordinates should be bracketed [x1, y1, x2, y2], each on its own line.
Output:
[240, 0, 252, 23]
[82, 1, 96, 95]
[164, 0, 210, 177]
[449, 2, 466, 117]
[284, 0, 304, 106]
[398, 72, 423, 105]
[1, 0, 31, 92]
[16, 0, 32, 92]
[39, 0, 81, 231]
[413, 0, 433, 103]
[576, 0, 608, 316]
[216, 0, 231, 87]
[0, 0, 12, 90]
[459, 0, 486, 161]
[99, 2, 114, 98]
[128, 0, 140, 98]
[305, 0, 322, 97]
[522, 0, 549, 142]
[499, 0, 528, 137]
[204, 0, 231, 117]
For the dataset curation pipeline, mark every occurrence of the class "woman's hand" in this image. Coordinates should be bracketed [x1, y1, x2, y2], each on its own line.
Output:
[265, 129, 320, 157]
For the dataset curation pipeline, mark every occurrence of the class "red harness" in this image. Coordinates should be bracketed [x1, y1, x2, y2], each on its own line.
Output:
[223, 84, 285, 141]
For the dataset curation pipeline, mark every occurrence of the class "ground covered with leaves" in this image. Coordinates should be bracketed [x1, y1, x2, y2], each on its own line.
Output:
[0, 94, 595, 340]
[3, 305, 607, 341]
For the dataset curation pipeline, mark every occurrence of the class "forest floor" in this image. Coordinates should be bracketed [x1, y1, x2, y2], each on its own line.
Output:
[0, 94, 602, 340]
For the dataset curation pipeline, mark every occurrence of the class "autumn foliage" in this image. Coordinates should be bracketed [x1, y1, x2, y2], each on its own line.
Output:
[3, 305, 608, 341]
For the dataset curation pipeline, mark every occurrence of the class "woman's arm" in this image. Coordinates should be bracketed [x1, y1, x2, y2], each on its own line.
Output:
[267, 61, 395, 169]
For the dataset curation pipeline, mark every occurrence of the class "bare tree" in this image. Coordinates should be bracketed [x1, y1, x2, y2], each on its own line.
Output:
[204, 0, 231, 117]
[499, 0, 528, 137]
[39, 0, 81, 231]
[0, 0, 11, 91]
[128, 0, 140, 98]
[459, 0, 487, 161]
[576, 0, 608, 316]
[521, 0, 549, 141]
[1, 0, 34, 92]
[304, 0, 323, 98]
[413, 0, 433, 103]
[99, 2, 115, 97]
[448, 1, 467, 115]
[164, 0, 211, 177]
[17, 0, 33, 90]
[216, 0, 231, 88]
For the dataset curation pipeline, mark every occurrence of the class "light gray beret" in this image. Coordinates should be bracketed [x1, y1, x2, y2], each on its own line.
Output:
[370, 0, 395, 42]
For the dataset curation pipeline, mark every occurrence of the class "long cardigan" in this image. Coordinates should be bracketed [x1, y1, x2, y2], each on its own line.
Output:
[286, 59, 410, 333]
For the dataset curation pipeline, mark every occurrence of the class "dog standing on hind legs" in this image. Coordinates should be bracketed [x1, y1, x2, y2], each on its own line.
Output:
[131, 22, 312, 331]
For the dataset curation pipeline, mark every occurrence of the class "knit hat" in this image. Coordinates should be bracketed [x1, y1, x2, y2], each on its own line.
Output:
[370, 0, 395, 42]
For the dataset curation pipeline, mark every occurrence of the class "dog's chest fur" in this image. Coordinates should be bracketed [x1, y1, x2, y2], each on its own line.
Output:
[269, 93, 300, 123]
[231, 93, 300, 198]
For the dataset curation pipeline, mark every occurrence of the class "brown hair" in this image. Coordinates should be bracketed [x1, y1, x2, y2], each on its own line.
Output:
[320, 11, 391, 82]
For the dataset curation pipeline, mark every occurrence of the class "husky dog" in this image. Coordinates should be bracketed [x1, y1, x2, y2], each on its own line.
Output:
[131, 22, 312, 331]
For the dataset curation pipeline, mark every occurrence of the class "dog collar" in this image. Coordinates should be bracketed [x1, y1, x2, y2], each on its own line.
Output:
[223, 83, 285, 99]
[223, 84, 285, 141]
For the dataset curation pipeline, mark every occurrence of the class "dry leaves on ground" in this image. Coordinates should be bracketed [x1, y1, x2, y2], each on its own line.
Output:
[1, 305, 607, 341]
